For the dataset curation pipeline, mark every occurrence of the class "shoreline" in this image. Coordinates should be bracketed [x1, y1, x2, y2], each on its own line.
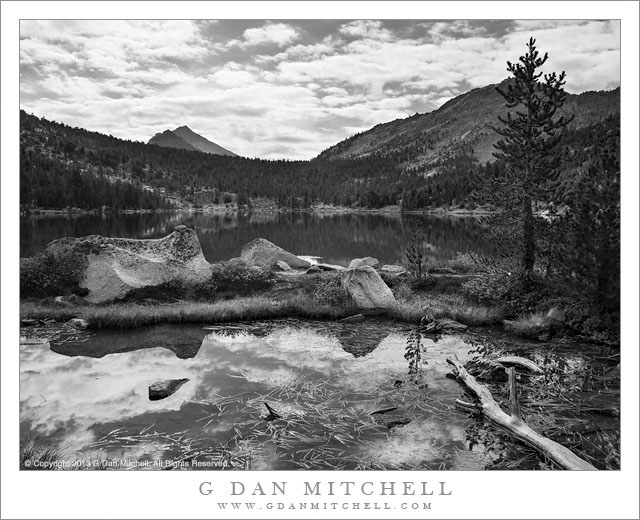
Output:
[22, 205, 496, 218]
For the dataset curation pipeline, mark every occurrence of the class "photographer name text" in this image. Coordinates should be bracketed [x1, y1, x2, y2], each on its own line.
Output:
[199, 480, 452, 497]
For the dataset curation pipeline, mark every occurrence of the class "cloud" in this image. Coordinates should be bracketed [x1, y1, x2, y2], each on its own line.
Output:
[241, 22, 299, 47]
[339, 20, 394, 41]
[19, 20, 620, 160]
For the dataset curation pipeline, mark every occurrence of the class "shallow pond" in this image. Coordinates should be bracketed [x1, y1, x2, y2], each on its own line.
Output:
[20, 320, 620, 470]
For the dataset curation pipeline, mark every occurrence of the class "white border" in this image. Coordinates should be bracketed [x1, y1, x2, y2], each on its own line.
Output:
[2, 2, 638, 519]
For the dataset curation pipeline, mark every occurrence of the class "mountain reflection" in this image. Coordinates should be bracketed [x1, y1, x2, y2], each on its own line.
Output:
[50, 325, 209, 359]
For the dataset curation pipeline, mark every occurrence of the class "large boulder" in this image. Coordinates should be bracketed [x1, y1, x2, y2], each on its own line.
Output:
[348, 256, 380, 269]
[45, 225, 212, 304]
[240, 238, 310, 269]
[341, 266, 396, 309]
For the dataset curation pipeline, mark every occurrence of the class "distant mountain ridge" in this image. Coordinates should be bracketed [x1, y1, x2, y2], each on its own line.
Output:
[20, 74, 620, 213]
[149, 126, 238, 157]
[319, 79, 620, 168]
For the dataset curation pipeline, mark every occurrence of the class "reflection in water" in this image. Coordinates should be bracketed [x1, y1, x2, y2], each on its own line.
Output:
[21, 321, 478, 469]
[20, 320, 618, 470]
[50, 325, 209, 359]
[20, 211, 499, 264]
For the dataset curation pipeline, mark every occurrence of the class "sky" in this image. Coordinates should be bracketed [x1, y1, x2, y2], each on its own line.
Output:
[19, 19, 620, 160]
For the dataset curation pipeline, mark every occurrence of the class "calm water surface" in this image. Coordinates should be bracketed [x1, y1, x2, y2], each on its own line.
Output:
[20, 211, 499, 265]
[20, 320, 619, 470]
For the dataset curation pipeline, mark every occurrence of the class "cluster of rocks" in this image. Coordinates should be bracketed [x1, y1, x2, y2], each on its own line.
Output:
[42, 227, 407, 310]
[240, 240, 406, 309]
[35, 226, 565, 340]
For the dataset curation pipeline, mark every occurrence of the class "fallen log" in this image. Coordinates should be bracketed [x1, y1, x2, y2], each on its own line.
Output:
[447, 356, 597, 470]
[495, 356, 544, 374]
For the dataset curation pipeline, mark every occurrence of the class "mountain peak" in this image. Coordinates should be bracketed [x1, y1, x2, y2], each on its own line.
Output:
[148, 126, 238, 157]
[148, 130, 197, 151]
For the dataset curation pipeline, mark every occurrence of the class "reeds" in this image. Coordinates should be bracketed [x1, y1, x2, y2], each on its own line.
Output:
[390, 293, 505, 326]
[20, 444, 63, 470]
[503, 312, 547, 338]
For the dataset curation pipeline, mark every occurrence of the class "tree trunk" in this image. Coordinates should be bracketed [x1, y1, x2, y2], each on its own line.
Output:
[522, 194, 535, 277]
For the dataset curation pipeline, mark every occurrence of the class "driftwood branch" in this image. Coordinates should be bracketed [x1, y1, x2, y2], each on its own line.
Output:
[447, 357, 597, 470]
[495, 356, 544, 374]
[455, 399, 481, 412]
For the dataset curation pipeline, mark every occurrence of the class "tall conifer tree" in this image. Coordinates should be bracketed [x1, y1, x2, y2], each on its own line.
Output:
[486, 38, 573, 280]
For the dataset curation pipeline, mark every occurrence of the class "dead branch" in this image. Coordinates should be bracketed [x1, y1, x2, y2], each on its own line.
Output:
[507, 367, 521, 419]
[495, 356, 544, 374]
[447, 357, 597, 470]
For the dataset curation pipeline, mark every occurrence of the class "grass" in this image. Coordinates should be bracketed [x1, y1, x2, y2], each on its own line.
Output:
[20, 444, 63, 470]
[502, 312, 548, 338]
[425, 252, 489, 274]
[21, 288, 505, 330]
[20, 295, 356, 329]
[20, 443, 117, 470]
[390, 292, 506, 326]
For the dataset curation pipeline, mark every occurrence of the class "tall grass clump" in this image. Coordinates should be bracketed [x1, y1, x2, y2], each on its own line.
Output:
[20, 444, 64, 470]
[502, 312, 548, 338]
[389, 293, 505, 326]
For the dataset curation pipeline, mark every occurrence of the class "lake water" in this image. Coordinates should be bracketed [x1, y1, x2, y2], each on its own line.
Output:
[20, 211, 499, 265]
[20, 320, 619, 470]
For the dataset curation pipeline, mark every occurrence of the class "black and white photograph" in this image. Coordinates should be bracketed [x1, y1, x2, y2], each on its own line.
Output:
[2, 2, 638, 519]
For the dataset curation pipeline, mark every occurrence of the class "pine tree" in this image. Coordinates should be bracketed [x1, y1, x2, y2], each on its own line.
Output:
[483, 38, 573, 280]
[556, 116, 620, 310]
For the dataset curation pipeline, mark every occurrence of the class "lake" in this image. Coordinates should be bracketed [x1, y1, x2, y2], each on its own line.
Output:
[20, 319, 619, 470]
[20, 211, 499, 265]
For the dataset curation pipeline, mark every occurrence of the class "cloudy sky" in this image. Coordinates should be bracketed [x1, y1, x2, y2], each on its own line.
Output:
[20, 19, 620, 160]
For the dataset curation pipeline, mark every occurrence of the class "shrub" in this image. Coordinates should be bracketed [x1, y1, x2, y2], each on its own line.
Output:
[461, 273, 515, 306]
[20, 252, 86, 297]
[404, 231, 428, 279]
[312, 273, 351, 307]
[124, 262, 274, 302]
[392, 281, 414, 302]
[207, 262, 273, 295]
[195, 262, 273, 297]
[444, 252, 486, 274]
[409, 276, 433, 292]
